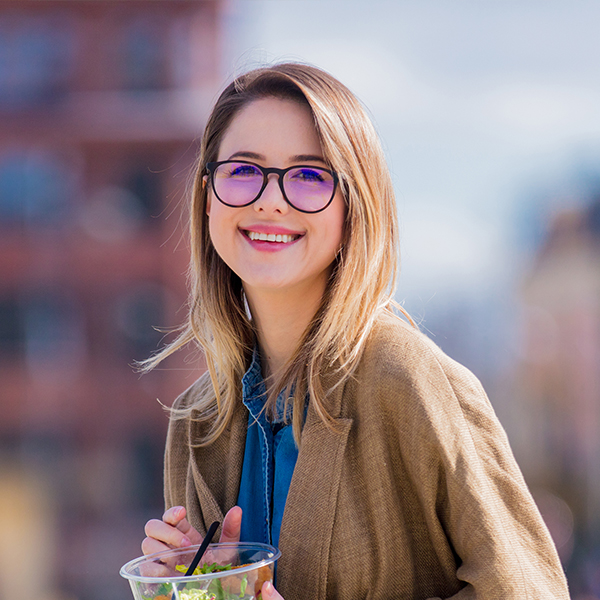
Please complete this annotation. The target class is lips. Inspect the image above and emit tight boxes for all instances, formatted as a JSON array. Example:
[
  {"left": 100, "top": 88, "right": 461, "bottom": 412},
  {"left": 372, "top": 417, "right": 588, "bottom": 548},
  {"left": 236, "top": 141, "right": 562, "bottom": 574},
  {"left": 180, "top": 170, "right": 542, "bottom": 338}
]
[
  {"left": 241, "top": 225, "right": 304, "bottom": 245},
  {"left": 245, "top": 231, "right": 300, "bottom": 243}
]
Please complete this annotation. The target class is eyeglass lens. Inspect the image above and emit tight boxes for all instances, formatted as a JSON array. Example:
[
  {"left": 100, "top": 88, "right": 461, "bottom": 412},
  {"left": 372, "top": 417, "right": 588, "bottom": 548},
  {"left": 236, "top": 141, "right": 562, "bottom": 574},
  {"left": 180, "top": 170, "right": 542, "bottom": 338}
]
[{"left": 212, "top": 162, "right": 335, "bottom": 212}]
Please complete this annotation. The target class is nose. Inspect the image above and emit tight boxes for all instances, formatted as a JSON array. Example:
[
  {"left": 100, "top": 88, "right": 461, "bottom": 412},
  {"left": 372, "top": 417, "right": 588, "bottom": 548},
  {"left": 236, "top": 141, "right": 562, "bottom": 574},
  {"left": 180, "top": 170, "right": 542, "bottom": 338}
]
[{"left": 253, "top": 173, "right": 289, "bottom": 214}]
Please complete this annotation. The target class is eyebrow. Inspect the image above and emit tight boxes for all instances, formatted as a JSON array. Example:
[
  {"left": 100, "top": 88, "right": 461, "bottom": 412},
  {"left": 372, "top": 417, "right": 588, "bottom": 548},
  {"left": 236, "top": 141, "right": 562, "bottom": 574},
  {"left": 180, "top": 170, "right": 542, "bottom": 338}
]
[{"left": 228, "top": 151, "right": 327, "bottom": 164}]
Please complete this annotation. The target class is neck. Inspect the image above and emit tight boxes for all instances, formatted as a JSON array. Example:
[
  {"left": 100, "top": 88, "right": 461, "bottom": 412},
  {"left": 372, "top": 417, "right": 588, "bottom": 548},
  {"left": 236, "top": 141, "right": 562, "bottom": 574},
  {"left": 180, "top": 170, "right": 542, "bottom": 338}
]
[{"left": 244, "top": 283, "right": 326, "bottom": 380}]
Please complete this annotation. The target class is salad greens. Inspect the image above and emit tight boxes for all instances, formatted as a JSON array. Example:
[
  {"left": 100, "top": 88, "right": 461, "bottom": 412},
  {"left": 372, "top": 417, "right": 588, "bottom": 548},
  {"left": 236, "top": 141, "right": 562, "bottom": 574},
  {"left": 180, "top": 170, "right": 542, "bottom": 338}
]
[
  {"left": 175, "top": 562, "right": 233, "bottom": 576},
  {"left": 142, "top": 563, "right": 272, "bottom": 600},
  {"left": 141, "top": 563, "right": 250, "bottom": 600}
]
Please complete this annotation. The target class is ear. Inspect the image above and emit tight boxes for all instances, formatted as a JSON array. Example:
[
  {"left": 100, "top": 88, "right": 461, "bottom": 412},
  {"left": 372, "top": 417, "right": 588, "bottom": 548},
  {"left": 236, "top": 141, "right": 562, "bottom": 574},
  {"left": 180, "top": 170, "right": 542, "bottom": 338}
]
[{"left": 203, "top": 175, "right": 212, "bottom": 214}]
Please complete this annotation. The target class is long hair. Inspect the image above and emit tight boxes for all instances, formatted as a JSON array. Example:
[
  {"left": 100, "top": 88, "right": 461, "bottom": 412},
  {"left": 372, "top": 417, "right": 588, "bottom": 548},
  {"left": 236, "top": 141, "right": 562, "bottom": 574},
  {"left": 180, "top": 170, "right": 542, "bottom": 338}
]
[{"left": 142, "top": 63, "right": 404, "bottom": 445}]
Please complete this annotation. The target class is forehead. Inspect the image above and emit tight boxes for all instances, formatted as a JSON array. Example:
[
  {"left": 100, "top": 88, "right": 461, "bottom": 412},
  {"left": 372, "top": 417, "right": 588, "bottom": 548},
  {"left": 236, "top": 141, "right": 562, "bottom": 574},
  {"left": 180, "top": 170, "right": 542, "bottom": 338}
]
[{"left": 217, "top": 97, "right": 325, "bottom": 162}]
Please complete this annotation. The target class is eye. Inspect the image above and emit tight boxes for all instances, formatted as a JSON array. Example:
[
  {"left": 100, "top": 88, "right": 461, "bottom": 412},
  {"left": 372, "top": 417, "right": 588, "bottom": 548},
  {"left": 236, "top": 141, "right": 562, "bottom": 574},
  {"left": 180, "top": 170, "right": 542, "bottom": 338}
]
[
  {"left": 224, "top": 163, "right": 262, "bottom": 178},
  {"left": 290, "top": 167, "right": 326, "bottom": 182}
]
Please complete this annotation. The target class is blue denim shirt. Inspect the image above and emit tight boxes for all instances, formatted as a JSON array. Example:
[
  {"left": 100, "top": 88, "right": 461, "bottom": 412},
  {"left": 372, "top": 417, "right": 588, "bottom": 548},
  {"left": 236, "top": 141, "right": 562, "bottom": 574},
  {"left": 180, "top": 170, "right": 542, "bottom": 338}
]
[{"left": 237, "top": 349, "right": 299, "bottom": 549}]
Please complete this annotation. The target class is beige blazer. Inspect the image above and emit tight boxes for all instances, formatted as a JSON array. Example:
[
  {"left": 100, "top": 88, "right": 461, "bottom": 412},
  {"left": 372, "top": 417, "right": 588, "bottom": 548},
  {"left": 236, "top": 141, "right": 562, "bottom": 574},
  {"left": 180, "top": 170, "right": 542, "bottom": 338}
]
[{"left": 164, "top": 312, "right": 570, "bottom": 600}]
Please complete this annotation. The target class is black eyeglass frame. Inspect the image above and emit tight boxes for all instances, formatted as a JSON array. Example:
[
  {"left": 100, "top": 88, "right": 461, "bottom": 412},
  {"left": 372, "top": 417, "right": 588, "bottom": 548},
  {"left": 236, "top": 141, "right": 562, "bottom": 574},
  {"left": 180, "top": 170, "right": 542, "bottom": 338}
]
[{"left": 206, "top": 160, "right": 340, "bottom": 214}]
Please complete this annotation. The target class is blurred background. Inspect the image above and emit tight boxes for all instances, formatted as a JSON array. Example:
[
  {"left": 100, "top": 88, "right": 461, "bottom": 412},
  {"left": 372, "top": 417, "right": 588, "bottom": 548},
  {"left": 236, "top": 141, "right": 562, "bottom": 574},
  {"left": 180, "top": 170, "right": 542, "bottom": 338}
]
[{"left": 1, "top": 1, "right": 599, "bottom": 598}]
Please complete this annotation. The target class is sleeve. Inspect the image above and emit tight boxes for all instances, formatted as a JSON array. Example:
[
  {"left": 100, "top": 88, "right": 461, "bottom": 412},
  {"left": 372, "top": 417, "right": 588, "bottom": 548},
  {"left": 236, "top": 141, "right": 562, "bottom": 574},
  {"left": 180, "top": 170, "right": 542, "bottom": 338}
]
[
  {"left": 411, "top": 346, "right": 570, "bottom": 599},
  {"left": 162, "top": 380, "right": 205, "bottom": 512},
  {"left": 163, "top": 408, "right": 189, "bottom": 511},
  {"left": 161, "top": 373, "right": 242, "bottom": 538}
]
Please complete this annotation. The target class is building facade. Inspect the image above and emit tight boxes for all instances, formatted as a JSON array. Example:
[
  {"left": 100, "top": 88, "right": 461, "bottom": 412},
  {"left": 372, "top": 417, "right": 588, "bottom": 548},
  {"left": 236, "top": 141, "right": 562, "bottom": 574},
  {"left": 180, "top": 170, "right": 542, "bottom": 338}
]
[{"left": 0, "top": 2, "right": 220, "bottom": 598}]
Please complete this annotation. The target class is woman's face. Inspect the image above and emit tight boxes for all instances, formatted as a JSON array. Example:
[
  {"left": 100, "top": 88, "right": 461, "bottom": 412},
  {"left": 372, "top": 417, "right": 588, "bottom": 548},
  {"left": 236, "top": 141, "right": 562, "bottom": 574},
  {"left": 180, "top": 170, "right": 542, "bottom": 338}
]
[{"left": 206, "top": 97, "right": 346, "bottom": 303}]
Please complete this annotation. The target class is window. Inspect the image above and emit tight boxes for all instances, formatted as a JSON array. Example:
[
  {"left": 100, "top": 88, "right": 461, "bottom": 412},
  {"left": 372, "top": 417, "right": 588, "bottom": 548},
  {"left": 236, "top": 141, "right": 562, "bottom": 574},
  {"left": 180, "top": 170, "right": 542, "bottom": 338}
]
[
  {"left": 0, "top": 150, "right": 74, "bottom": 230},
  {"left": 120, "top": 19, "right": 165, "bottom": 91},
  {"left": 0, "top": 14, "right": 76, "bottom": 109},
  {"left": 114, "top": 283, "right": 165, "bottom": 360},
  {"left": 0, "top": 296, "right": 23, "bottom": 357}
]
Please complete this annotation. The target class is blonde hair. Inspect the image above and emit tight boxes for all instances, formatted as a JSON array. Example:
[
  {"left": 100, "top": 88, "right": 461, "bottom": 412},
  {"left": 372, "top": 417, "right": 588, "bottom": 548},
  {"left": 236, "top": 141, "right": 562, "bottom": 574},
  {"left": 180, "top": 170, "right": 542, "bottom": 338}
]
[{"left": 144, "top": 63, "right": 406, "bottom": 445}]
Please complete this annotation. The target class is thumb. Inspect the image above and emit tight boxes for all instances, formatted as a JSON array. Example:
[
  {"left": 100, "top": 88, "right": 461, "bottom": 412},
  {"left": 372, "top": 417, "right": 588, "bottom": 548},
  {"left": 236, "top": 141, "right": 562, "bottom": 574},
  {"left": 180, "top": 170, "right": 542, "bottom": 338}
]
[
  {"left": 219, "top": 506, "right": 242, "bottom": 543},
  {"left": 261, "top": 581, "right": 284, "bottom": 600}
]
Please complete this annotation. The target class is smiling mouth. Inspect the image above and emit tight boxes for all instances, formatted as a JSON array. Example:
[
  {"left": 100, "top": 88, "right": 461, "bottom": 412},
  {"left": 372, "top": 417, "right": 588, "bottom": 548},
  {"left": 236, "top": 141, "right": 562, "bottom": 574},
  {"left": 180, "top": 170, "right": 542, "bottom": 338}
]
[{"left": 244, "top": 230, "right": 302, "bottom": 243}]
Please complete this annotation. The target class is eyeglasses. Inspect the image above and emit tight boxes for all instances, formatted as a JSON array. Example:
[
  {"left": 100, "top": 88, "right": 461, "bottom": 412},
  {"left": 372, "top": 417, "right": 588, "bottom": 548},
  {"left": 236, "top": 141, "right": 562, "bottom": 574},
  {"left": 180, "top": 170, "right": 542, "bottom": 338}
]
[{"left": 206, "top": 160, "right": 339, "bottom": 214}]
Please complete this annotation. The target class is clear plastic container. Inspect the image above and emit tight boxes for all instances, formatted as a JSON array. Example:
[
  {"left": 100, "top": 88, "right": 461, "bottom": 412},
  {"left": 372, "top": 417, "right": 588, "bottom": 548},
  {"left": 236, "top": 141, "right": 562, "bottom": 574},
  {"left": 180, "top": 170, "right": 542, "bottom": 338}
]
[{"left": 120, "top": 542, "right": 281, "bottom": 600}]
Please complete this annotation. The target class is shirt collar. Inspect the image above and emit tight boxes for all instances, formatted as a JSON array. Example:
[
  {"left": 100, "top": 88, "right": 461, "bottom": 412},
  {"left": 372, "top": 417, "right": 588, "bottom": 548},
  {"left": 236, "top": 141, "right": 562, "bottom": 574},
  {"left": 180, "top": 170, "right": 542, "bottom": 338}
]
[
  {"left": 241, "top": 346, "right": 265, "bottom": 402},
  {"left": 241, "top": 347, "right": 292, "bottom": 424}
]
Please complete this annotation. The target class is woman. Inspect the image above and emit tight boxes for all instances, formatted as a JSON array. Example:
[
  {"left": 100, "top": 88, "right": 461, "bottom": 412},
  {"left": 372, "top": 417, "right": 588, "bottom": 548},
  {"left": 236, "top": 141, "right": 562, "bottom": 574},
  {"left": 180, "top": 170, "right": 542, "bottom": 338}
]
[{"left": 141, "top": 63, "right": 569, "bottom": 599}]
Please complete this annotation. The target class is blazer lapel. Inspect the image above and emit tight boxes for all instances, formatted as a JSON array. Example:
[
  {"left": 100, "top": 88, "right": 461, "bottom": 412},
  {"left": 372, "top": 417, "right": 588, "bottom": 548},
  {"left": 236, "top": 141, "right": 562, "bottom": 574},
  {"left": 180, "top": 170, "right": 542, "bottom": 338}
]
[
  {"left": 188, "top": 458, "right": 225, "bottom": 537},
  {"left": 277, "top": 369, "right": 353, "bottom": 600},
  {"left": 187, "top": 400, "right": 248, "bottom": 537}
]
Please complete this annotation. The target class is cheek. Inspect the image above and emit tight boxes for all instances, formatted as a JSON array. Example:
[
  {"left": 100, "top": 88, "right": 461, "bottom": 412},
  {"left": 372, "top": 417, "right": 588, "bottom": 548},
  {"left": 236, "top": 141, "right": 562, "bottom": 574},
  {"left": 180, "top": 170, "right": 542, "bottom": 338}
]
[
  {"left": 309, "top": 204, "right": 346, "bottom": 271},
  {"left": 206, "top": 199, "right": 226, "bottom": 254},
  {"left": 206, "top": 201, "right": 241, "bottom": 272},
  {"left": 328, "top": 196, "right": 347, "bottom": 252}
]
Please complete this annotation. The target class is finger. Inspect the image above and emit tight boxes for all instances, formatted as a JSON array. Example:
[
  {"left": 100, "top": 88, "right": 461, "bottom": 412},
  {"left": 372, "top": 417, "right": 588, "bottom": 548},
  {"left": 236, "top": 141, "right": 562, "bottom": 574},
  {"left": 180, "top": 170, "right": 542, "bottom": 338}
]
[
  {"left": 138, "top": 558, "right": 172, "bottom": 578},
  {"left": 219, "top": 506, "right": 242, "bottom": 543},
  {"left": 162, "top": 505, "right": 187, "bottom": 527},
  {"left": 163, "top": 506, "right": 203, "bottom": 543},
  {"left": 141, "top": 535, "right": 172, "bottom": 557},
  {"left": 144, "top": 518, "right": 193, "bottom": 548},
  {"left": 262, "top": 581, "right": 284, "bottom": 600},
  {"left": 175, "top": 517, "right": 201, "bottom": 540}
]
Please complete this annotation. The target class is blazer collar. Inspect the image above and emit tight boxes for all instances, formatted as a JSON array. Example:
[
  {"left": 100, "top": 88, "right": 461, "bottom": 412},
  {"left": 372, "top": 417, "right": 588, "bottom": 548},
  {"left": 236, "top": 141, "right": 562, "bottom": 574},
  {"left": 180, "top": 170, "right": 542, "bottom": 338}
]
[
  {"left": 188, "top": 361, "right": 352, "bottom": 600},
  {"left": 277, "top": 366, "right": 352, "bottom": 600}
]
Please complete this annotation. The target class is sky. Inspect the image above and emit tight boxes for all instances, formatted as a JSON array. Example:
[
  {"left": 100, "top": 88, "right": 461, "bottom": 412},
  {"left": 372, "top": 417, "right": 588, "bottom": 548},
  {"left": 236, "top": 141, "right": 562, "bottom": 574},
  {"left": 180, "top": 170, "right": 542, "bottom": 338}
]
[{"left": 221, "top": 0, "right": 600, "bottom": 311}]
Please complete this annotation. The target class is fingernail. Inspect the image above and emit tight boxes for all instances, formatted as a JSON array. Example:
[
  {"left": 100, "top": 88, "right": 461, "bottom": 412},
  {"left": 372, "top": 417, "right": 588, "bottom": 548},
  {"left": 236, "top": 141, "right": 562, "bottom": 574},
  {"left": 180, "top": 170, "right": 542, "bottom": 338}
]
[
  {"left": 263, "top": 581, "right": 273, "bottom": 596},
  {"left": 181, "top": 537, "right": 191, "bottom": 547}
]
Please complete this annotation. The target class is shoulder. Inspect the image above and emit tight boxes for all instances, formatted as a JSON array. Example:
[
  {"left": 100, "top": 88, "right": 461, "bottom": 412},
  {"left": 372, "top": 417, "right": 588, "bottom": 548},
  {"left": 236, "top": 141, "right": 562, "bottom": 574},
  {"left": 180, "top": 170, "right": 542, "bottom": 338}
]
[
  {"left": 166, "top": 370, "right": 215, "bottom": 442},
  {"left": 359, "top": 309, "right": 484, "bottom": 396},
  {"left": 341, "top": 311, "right": 520, "bottom": 494},
  {"left": 349, "top": 310, "right": 499, "bottom": 439},
  {"left": 171, "top": 370, "right": 214, "bottom": 412}
]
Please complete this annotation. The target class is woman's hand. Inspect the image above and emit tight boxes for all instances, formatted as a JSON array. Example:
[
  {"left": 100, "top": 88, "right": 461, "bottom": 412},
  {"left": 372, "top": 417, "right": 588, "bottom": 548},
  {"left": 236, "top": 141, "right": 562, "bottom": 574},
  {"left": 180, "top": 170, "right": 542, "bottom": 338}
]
[
  {"left": 261, "top": 581, "right": 284, "bottom": 600},
  {"left": 141, "top": 505, "right": 242, "bottom": 556}
]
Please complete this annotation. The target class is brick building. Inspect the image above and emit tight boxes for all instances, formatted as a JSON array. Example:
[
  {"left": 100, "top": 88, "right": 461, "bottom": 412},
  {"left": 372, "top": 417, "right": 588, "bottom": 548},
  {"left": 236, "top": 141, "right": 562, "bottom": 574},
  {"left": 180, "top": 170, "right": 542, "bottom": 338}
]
[{"left": 0, "top": 2, "right": 221, "bottom": 598}]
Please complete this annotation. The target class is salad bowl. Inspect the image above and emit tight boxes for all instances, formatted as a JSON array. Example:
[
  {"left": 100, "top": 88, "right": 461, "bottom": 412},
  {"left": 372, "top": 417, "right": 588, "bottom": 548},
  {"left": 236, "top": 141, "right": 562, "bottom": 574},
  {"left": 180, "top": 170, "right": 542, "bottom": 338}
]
[{"left": 120, "top": 542, "right": 281, "bottom": 600}]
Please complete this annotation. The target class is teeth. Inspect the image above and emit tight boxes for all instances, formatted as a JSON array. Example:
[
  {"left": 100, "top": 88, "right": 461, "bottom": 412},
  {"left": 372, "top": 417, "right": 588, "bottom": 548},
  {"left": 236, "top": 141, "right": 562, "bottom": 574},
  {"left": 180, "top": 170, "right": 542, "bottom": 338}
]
[{"left": 247, "top": 231, "right": 298, "bottom": 243}]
